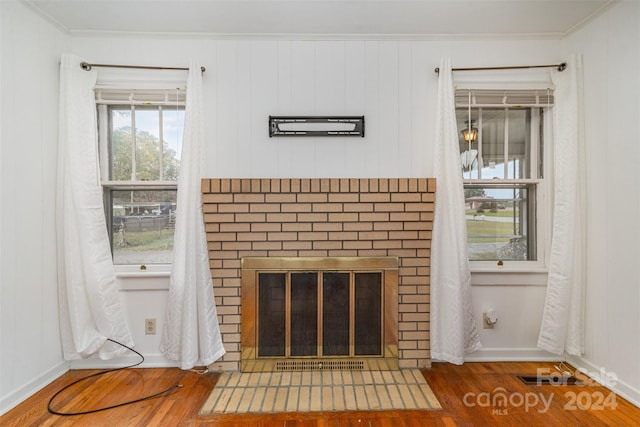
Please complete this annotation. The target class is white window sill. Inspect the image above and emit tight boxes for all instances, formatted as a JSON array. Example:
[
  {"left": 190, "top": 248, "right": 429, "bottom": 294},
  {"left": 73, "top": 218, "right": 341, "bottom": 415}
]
[
  {"left": 115, "top": 264, "right": 171, "bottom": 291},
  {"left": 470, "top": 263, "right": 548, "bottom": 286}
]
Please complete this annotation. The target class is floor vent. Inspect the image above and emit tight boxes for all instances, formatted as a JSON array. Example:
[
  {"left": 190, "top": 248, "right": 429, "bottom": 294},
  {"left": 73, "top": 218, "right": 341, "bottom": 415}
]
[
  {"left": 518, "top": 375, "right": 583, "bottom": 385},
  {"left": 276, "top": 360, "right": 365, "bottom": 371}
]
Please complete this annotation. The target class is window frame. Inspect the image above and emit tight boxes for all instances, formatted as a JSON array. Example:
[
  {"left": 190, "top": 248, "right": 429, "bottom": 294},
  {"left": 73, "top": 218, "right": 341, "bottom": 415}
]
[
  {"left": 457, "top": 103, "right": 550, "bottom": 272},
  {"left": 97, "top": 92, "right": 185, "bottom": 271},
  {"left": 102, "top": 182, "right": 179, "bottom": 268},
  {"left": 465, "top": 179, "right": 547, "bottom": 272}
]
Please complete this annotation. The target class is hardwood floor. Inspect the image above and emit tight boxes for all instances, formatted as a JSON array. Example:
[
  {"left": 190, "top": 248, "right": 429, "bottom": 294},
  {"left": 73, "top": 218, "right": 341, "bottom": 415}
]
[{"left": 2, "top": 362, "right": 638, "bottom": 426}]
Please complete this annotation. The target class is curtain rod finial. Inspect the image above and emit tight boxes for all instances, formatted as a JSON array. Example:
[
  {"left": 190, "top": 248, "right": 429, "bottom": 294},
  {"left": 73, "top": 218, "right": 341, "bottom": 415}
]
[
  {"left": 80, "top": 62, "right": 91, "bottom": 71},
  {"left": 558, "top": 62, "right": 567, "bottom": 72}
]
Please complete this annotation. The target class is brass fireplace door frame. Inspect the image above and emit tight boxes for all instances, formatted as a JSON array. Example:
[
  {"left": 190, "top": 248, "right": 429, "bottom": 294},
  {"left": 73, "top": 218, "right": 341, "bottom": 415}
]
[{"left": 240, "top": 257, "right": 399, "bottom": 372}]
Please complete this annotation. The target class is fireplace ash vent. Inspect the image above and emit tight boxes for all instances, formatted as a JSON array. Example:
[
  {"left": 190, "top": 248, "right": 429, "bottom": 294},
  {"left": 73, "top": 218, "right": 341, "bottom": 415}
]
[{"left": 276, "top": 360, "right": 365, "bottom": 371}]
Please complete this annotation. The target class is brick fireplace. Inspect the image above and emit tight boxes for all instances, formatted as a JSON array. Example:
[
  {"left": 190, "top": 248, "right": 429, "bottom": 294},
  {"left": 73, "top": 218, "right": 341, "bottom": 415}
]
[{"left": 202, "top": 178, "right": 435, "bottom": 371}]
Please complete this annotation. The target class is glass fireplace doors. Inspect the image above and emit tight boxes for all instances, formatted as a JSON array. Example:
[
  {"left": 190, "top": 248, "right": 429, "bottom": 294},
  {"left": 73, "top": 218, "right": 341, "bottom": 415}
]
[
  {"left": 257, "top": 271, "right": 383, "bottom": 359},
  {"left": 241, "top": 257, "right": 398, "bottom": 372}
]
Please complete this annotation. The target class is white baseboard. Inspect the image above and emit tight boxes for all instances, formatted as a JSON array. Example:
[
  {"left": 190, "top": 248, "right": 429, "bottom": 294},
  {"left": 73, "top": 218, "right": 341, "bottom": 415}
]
[
  {"left": 461, "top": 347, "right": 561, "bottom": 362},
  {"left": 69, "top": 353, "right": 180, "bottom": 369},
  {"left": 566, "top": 355, "right": 640, "bottom": 409},
  {"left": 0, "top": 362, "right": 69, "bottom": 416}
]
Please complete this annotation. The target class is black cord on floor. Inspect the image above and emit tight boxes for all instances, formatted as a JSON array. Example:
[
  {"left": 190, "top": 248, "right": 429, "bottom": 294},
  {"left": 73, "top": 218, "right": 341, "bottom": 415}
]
[{"left": 47, "top": 338, "right": 182, "bottom": 416}]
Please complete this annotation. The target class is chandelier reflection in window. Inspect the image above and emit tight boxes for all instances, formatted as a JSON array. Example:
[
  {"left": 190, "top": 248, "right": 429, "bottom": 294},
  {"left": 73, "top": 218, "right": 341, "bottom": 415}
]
[
  {"left": 461, "top": 119, "right": 478, "bottom": 144},
  {"left": 460, "top": 119, "right": 478, "bottom": 177}
]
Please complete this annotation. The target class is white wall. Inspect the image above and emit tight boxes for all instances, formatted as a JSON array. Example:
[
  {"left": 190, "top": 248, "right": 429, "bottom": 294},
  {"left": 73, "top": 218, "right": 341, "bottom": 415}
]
[
  {"left": 0, "top": 0, "right": 69, "bottom": 414},
  {"left": 563, "top": 0, "right": 640, "bottom": 406},
  {"left": 68, "top": 35, "right": 562, "bottom": 367}
]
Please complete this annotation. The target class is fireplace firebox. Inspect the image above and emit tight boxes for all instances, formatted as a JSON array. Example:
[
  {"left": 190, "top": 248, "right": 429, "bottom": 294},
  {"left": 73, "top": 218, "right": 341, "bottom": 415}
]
[{"left": 241, "top": 257, "right": 398, "bottom": 372}]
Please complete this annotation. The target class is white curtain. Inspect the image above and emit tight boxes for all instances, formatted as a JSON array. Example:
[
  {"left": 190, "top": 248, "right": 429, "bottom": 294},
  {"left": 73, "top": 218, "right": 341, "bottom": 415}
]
[
  {"left": 56, "top": 53, "right": 133, "bottom": 359},
  {"left": 538, "top": 54, "right": 586, "bottom": 356},
  {"left": 431, "top": 58, "right": 481, "bottom": 364},
  {"left": 160, "top": 61, "right": 226, "bottom": 370}
]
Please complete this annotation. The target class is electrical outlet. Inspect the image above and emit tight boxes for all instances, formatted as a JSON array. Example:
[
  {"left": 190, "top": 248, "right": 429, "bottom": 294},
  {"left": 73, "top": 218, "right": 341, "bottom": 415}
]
[
  {"left": 482, "top": 312, "right": 494, "bottom": 329},
  {"left": 483, "top": 311, "right": 497, "bottom": 329},
  {"left": 145, "top": 318, "right": 157, "bottom": 335}
]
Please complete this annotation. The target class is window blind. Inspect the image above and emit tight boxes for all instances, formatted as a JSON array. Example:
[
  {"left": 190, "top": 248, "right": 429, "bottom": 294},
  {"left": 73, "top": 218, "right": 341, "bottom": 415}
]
[
  {"left": 94, "top": 88, "right": 186, "bottom": 106},
  {"left": 455, "top": 89, "right": 554, "bottom": 108}
]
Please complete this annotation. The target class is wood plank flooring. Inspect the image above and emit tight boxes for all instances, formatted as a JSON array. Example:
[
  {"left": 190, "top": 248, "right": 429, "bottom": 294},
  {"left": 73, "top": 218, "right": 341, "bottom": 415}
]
[{"left": 2, "top": 362, "right": 639, "bottom": 426}]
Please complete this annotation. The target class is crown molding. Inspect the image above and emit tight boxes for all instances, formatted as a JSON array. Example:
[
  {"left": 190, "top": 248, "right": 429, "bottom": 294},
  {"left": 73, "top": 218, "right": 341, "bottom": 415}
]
[
  {"left": 20, "top": 0, "right": 70, "bottom": 33},
  {"left": 563, "top": 0, "right": 618, "bottom": 37},
  {"left": 67, "top": 29, "right": 565, "bottom": 42}
]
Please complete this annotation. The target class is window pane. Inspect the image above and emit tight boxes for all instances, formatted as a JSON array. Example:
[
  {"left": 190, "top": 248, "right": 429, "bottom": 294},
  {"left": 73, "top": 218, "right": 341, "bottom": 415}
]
[
  {"left": 507, "top": 109, "right": 530, "bottom": 179},
  {"left": 110, "top": 189, "right": 177, "bottom": 264},
  {"left": 465, "top": 185, "right": 534, "bottom": 261},
  {"left": 457, "top": 109, "right": 480, "bottom": 179},
  {"left": 134, "top": 109, "right": 162, "bottom": 181},
  {"left": 538, "top": 110, "right": 545, "bottom": 179},
  {"left": 480, "top": 109, "right": 506, "bottom": 179},
  {"left": 110, "top": 109, "right": 133, "bottom": 181},
  {"left": 163, "top": 109, "right": 184, "bottom": 181}
]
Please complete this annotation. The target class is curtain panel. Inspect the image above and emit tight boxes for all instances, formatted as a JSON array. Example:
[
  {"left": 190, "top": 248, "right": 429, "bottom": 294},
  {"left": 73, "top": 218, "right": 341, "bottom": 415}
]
[
  {"left": 431, "top": 58, "right": 482, "bottom": 364},
  {"left": 160, "top": 61, "right": 226, "bottom": 370},
  {"left": 538, "top": 54, "right": 586, "bottom": 356},
  {"left": 56, "top": 53, "right": 133, "bottom": 359}
]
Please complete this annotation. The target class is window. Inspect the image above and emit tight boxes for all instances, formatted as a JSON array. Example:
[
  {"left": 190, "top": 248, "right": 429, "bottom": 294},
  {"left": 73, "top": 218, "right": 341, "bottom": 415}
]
[
  {"left": 457, "top": 89, "right": 552, "bottom": 264},
  {"left": 97, "top": 89, "right": 185, "bottom": 265}
]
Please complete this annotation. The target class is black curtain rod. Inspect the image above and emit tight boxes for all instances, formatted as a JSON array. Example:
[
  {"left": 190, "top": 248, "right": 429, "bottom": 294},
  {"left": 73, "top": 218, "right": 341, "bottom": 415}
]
[
  {"left": 80, "top": 62, "right": 205, "bottom": 73},
  {"left": 434, "top": 63, "right": 566, "bottom": 74}
]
